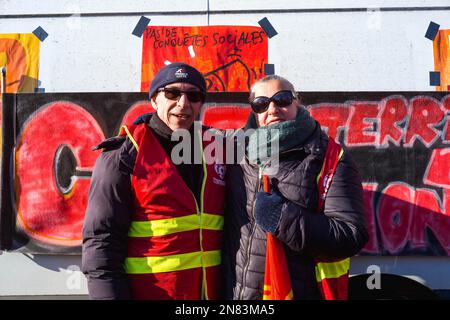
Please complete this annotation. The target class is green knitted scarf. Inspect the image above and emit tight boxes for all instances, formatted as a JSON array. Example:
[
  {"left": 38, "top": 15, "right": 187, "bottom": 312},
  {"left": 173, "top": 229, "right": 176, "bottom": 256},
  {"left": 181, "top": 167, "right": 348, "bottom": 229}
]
[{"left": 247, "top": 107, "right": 317, "bottom": 166}]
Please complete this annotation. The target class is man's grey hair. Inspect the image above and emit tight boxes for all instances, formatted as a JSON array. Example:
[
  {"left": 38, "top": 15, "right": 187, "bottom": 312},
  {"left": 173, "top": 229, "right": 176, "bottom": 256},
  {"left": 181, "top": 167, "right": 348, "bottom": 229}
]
[{"left": 249, "top": 75, "right": 299, "bottom": 101}]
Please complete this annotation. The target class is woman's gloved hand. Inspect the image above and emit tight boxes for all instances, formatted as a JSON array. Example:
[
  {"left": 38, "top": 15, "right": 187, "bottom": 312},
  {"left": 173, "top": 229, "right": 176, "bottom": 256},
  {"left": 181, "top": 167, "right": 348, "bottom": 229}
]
[{"left": 255, "top": 190, "right": 286, "bottom": 233}]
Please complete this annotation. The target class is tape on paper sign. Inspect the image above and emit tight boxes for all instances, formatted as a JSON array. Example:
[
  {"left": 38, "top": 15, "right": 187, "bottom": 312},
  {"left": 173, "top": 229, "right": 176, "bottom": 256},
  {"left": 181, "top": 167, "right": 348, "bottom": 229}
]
[
  {"left": 32, "top": 26, "right": 49, "bottom": 42},
  {"left": 132, "top": 16, "right": 151, "bottom": 37},
  {"left": 425, "top": 21, "right": 440, "bottom": 41},
  {"left": 264, "top": 64, "right": 275, "bottom": 75},
  {"left": 258, "top": 17, "right": 278, "bottom": 38},
  {"left": 429, "top": 71, "right": 440, "bottom": 86}
]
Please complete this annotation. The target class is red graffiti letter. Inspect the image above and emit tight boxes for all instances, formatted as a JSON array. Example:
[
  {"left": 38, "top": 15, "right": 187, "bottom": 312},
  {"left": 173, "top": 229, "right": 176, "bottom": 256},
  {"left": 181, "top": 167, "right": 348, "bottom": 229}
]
[
  {"left": 120, "top": 101, "right": 154, "bottom": 131},
  {"left": 442, "top": 95, "right": 450, "bottom": 143},
  {"left": 202, "top": 104, "right": 251, "bottom": 130},
  {"left": 404, "top": 96, "right": 444, "bottom": 147},
  {"left": 423, "top": 148, "right": 450, "bottom": 189},
  {"left": 308, "top": 103, "right": 350, "bottom": 141},
  {"left": 16, "top": 102, "right": 105, "bottom": 247},
  {"left": 377, "top": 183, "right": 413, "bottom": 254},
  {"left": 378, "top": 96, "right": 408, "bottom": 147},
  {"left": 411, "top": 188, "right": 450, "bottom": 254},
  {"left": 346, "top": 102, "right": 379, "bottom": 147},
  {"left": 361, "top": 183, "right": 380, "bottom": 254}
]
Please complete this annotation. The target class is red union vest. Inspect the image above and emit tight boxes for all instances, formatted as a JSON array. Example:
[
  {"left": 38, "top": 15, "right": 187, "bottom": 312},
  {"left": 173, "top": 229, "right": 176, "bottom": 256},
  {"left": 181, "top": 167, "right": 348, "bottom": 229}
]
[
  {"left": 120, "top": 123, "right": 225, "bottom": 300},
  {"left": 263, "top": 137, "right": 349, "bottom": 300},
  {"left": 315, "top": 138, "right": 349, "bottom": 300}
]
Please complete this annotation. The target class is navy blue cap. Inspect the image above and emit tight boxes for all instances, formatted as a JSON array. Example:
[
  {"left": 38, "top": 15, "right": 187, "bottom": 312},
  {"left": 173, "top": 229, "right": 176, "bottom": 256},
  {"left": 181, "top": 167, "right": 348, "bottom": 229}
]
[{"left": 149, "top": 62, "right": 206, "bottom": 98}]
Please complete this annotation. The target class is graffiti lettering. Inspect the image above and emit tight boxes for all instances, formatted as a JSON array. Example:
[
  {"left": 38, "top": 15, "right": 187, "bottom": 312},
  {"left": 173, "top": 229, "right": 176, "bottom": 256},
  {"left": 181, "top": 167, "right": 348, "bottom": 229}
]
[
  {"left": 404, "top": 97, "right": 445, "bottom": 147},
  {"left": 165, "top": 27, "right": 177, "bottom": 38},
  {"left": 152, "top": 33, "right": 208, "bottom": 49},
  {"left": 4, "top": 92, "right": 450, "bottom": 256},
  {"left": 377, "top": 183, "right": 414, "bottom": 254},
  {"left": 362, "top": 183, "right": 379, "bottom": 254},
  {"left": 141, "top": 26, "right": 268, "bottom": 92},
  {"left": 144, "top": 28, "right": 161, "bottom": 40},
  {"left": 212, "top": 31, "right": 265, "bottom": 47},
  {"left": 440, "top": 95, "right": 450, "bottom": 142},
  {"left": 379, "top": 96, "right": 408, "bottom": 147},
  {"left": 120, "top": 101, "right": 154, "bottom": 130},
  {"left": 308, "top": 94, "right": 450, "bottom": 148},
  {"left": 15, "top": 102, "right": 104, "bottom": 247},
  {"left": 423, "top": 148, "right": 450, "bottom": 188},
  {"left": 308, "top": 104, "right": 349, "bottom": 141},
  {"left": 346, "top": 102, "right": 379, "bottom": 146},
  {"left": 368, "top": 183, "right": 450, "bottom": 255}
]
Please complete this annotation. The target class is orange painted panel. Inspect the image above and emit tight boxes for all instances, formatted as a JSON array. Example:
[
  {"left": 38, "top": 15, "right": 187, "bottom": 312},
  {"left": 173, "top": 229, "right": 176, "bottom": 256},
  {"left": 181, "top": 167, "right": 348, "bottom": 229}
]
[
  {"left": 0, "top": 34, "right": 40, "bottom": 93},
  {"left": 141, "top": 26, "right": 268, "bottom": 92}
]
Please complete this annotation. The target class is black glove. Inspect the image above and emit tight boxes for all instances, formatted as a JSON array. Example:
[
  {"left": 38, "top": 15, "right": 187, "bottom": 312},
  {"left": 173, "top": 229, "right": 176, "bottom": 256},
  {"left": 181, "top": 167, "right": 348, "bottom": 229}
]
[{"left": 255, "top": 190, "right": 286, "bottom": 233}]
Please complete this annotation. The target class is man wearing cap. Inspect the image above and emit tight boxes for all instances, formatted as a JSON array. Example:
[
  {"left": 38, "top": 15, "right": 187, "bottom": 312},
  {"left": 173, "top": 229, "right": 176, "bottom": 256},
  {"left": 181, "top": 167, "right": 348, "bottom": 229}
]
[{"left": 82, "top": 62, "right": 226, "bottom": 300}]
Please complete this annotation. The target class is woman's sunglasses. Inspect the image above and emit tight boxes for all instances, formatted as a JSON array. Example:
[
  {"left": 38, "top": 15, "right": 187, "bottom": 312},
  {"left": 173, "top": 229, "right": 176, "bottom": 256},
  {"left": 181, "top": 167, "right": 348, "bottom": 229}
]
[
  {"left": 250, "top": 90, "right": 296, "bottom": 114},
  {"left": 158, "top": 87, "right": 205, "bottom": 103}
]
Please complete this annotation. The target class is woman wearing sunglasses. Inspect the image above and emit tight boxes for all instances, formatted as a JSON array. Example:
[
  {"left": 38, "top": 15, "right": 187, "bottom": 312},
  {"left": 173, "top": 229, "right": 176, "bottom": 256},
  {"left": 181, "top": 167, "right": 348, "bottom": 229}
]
[
  {"left": 83, "top": 62, "right": 226, "bottom": 300},
  {"left": 222, "top": 75, "right": 368, "bottom": 300}
]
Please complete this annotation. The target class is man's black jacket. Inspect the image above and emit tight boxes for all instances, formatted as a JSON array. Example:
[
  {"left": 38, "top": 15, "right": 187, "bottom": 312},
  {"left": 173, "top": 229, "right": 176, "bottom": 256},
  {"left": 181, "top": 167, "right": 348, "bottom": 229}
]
[{"left": 81, "top": 114, "right": 203, "bottom": 299}]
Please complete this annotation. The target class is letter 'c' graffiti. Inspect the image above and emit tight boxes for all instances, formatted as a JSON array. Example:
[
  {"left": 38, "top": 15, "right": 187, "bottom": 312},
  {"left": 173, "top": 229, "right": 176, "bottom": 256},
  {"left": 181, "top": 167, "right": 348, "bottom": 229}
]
[{"left": 15, "top": 102, "right": 104, "bottom": 247}]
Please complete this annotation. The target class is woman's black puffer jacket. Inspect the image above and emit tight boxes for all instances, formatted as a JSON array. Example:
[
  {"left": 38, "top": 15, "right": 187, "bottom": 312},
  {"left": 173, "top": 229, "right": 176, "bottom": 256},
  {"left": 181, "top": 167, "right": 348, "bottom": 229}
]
[{"left": 221, "top": 119, "right": 368, "bottom": 300}]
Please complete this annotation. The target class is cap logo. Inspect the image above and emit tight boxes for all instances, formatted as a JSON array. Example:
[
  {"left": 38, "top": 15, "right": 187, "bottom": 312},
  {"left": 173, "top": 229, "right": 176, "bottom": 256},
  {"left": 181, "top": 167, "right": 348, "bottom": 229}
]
[{"left": 175, "top": 68, "right": 189, "bottom": 79}]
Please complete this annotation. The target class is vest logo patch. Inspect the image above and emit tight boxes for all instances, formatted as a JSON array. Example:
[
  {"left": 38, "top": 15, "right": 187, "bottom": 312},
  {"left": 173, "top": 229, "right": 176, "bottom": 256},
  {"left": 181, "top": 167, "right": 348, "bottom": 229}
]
[
  {"left": 214, "top": 164, "right": 226, "bottom": 180},
  {"left": 213, "top": 164, "right": 226, "bottom": 186},
  {"left": 213, "top": 177, "right": 225, "bottom": 186}
]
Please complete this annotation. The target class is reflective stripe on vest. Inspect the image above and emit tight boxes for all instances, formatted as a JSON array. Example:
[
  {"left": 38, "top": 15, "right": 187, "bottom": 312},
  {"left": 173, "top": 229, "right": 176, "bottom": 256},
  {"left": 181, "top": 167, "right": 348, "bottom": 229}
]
[
  {"left": 315, "top": 258, "right": 350, "bottom": 282},
  {"left": 128, "top": 213, "right": 224, "bottom": 237},
  {"left": 121, "top": 125, "right": 140, "bottom": 151},
  {"left": 124, "top": 250, "right": 221, "bottom": 274}
]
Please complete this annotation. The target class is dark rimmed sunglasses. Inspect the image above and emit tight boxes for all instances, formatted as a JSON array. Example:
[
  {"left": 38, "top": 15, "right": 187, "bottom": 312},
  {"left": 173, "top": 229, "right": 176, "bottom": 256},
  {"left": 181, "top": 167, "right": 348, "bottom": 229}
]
[
  {"left": 158, "top": 87, "right": 205, "bottom": 103},
  {"left": 250, "top": 90, "right": 296, "bottom": 114}
]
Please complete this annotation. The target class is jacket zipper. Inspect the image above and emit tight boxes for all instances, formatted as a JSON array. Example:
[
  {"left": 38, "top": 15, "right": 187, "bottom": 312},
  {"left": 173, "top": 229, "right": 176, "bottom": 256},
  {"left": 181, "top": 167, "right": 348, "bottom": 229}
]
[
  {"left": 238, "top": 168, "right": 262, "bottom": 300},
  {"left": 237, "top": 147, "right": 307, "bottom": 299}
]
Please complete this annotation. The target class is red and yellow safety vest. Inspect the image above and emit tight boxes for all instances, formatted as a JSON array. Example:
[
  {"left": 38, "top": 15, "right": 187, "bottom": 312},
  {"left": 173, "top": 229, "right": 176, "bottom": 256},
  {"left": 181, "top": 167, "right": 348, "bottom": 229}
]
[
  {"left": 263, "top": 138, "right": 349, "bottom": 300},
  {"left": 120, "top": 123, "right": 225, "bottom": 300},
  {"left": 314, "top": 138, "right": 349, "bottom": 300}
]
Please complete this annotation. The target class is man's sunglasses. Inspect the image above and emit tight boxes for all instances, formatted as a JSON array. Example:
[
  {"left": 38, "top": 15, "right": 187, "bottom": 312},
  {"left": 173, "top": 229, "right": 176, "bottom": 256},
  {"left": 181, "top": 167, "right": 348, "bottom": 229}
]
[
  {"left": 158, "top": 87, "right": 205, "bottom": 103},
  {"left": 249, "top": 90, "right": 296, "bottom": 114}
]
